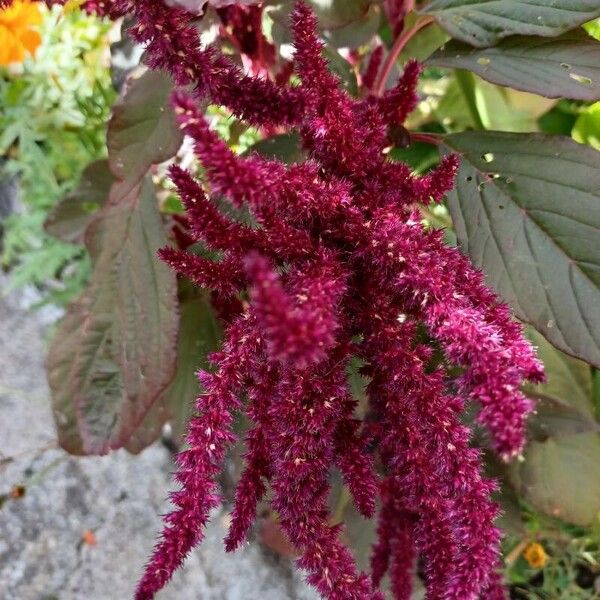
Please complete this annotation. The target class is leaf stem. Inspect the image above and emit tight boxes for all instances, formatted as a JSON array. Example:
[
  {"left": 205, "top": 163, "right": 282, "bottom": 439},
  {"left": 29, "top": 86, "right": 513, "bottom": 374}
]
[
  {"left": 374, "top": 15, "right": 434, "bottom": 97},
  {"left": 410, "top": 132, "right": 442, "bottom": 145}
]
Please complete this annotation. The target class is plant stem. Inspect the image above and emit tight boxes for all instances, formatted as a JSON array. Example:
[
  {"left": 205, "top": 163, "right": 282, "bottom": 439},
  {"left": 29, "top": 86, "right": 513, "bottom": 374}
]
[
  {"left": 410, "top": 132, "right": 442, "bottom": 145},
  {"left": 374, "top": 15, "right": 434, "bottom": 97}
]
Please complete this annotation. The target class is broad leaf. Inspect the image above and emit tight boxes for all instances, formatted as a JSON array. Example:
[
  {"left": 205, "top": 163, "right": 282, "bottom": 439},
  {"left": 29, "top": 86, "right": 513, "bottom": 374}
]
[
  {"left": 44, "top": 160, "right": 114, "bottom": 244},
  {"left": 209, "top": 0, "right": 260, "bottom": 4},
  {"left": 527, "top": 327, "right": 594, "bottom": 416},
  {"left": 107, "top": 70, "right": 183, "bottom": 186},
  {"left": 434, "top": 79, "right": 479, "bottom": 130},
  {"left": 166, "top": 294, "right": 221, "bottom": 442},
  {"left": 324, "top": 4, "right": 381, "bottom": 49},
  {"left": 124, "top": 292, "right": 221, "bottom": 453},
  {"left": 172, "top": 0, "right": 260, "bottom": 8},
  {"left": 485, "top": 454, "right": 525, "bottom": 535},
  {"left": 443, "top": 131, "right": 600, "bottom": 367},
  {"left": 389, "top": 142, "right": 440, "bottom": 174},
  {"left": 585, "top": 17, "right": 600, "bottom": 41},
  {"left": 398, "top": 19, "right": 450, "bottom": 63},
  {"left": 323, "top": 47, "right": 359, "bottom": 95},
  {"left": 528, "top": 397, "right": 600, "bottom": 440},
  {"left": 509, "top": 433, "right": 600, "bottom": 526},
  {"left": 342, "top": 501, "right": 377, "bottom": 571},
  {"left": 428, "top": 31, "right": 600, "bottom": 101},
  {"left": 464, "top": 73, "right": 551, "bottom": 132},
  {"left": 420, "top": 0, "right": 600, "bottom": 47},
  {"left": 572, "top": 101, "right": 600, "bottom": 150},
  {"left": 47, "top": 178, "right": 179, "bottom": 455},
  {"left": 271, "top": 0, "right": 377, "bottom": 30},
  {"left": 433, "top": 74, "right": 550, "bottom": 133},
  {"left": 246, "top": 132, "right": 306, "bottom": 164},
  {"left": 505, "top": 332, "right": 600, "bottom": 525},
  {"left": 267, "top": 0, "right": 378, "bottom": 46}
]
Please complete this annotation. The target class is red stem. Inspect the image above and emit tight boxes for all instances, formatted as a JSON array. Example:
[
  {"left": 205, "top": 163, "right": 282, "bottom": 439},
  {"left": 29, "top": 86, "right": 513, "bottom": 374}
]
[
  {"left": 374, "top": 15, "right": 434, "bottom": 97},
  {"left": 410, "top": 132, "right": 442, "bottom": 146}
]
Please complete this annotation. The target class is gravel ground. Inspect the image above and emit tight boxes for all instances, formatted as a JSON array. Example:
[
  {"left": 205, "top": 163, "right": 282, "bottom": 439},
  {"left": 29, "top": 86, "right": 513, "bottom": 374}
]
[{"left": 0, "top": 279, "right": 318, "bottom": 600}]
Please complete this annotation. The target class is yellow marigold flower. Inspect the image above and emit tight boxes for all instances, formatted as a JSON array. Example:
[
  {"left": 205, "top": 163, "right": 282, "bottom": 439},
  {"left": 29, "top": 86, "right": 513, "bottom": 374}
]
[
  {"left": 523, "top": 542, "right": 548, "bottom": 569},
  {"left": 0, "top": 0, "right": 42, "bottom": 66}
]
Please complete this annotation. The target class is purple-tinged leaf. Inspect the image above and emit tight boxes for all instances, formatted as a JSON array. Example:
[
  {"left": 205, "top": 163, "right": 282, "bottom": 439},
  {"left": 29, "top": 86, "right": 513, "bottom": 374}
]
[
  {"left": 47, "top": 178, "right": 179, "bottom": 455},
  {"left": 509, "top": 433, "right": 600, "bottom": 526},
  {"left": 527, "top": 397, "right": 600, "bottom": 441},
  {"left": 526, "top": 327, "right": 594, "bottom": 416},
  {"left": 165, "top": 0, "right": 260, "bottom": 11},
  {"left": 268, "top": 0, "right": 379, "bottom": 46},
  {"left": 44, "top": 160, "right": 114, "bottom": 244},
  {"left": 208, "top": 0, "right": 260, "bottom": 5},
  {"left": 125, "top": 292, "right": 222, "bottom": 453},
  {"left": 107, "top": 70, "right": 183, "bottom": 186},
  {"left": 443, "top": 131, "right": 600, "bottom": 367},
  {"left": 525, "top": 326, "right": 597, "bottom": 439},
  {"left": 420, "top": 0, "right": 600, "bottom": 47},
  {"left": 428, "top": 31, "right": 600, "bottom": 101}
]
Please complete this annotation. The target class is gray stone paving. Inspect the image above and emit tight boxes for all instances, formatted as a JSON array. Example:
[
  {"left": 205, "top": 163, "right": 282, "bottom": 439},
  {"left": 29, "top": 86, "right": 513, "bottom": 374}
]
[{"left": 0, "top": 279, "right": 317, "bottom": 600}]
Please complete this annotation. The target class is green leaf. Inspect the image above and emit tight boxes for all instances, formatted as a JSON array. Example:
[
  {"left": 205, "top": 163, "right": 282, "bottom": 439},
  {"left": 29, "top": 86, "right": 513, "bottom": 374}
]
[
  {"left": 341, "top": 500, "right": 377, "bottom": 571},
  {"left": 572, "top": 100, "right": 600, "bottom": 150},
  {"left": 527, "top": 327, "right": 594, "bottom": 416},
  {"left": 509, "top": 433, "right": 600, "bottom": 526},
  {"left": 268, "top": 0, "right": 377, "bottom": 32},
  {"left": 107, "top": 70, "right": 182, "bottom": 186},
  {"left": 428, "top": 31, "right": 600, "bottom": 101},
  {"left": 267, "top": 0, "right": 379, "bottom": 47},
  {"left": 507, "top": 317, "right": 600, "bottom": 528},
  {"left": 528, "top": 397, "right": 600, "bottom": 440},
  {"left": 129, "top": 292, "right": 222, "bottom": 452},
  {"left": 347, "top": 356, "right": 368, "bottom": 407},
  {"left": 485, "top": 453, "right": 526, "bottom": 535},
  {"left": 44, "top": 160, "right": 114, "bottom": 244},
  {"left": 47, "top": 178, "right": 179, "bottom": 455},
  {"left": 454, "top": 69, "right": 487, "bottom": 129},
  {"left": 472, "top": 81, "right": 553, "bottom": 132},
  {"left": 420, "top": 0, "right": 600, "bottom": 47},
  {"left": 389, "top": 142, "right": 440, "bottom": 173},
  {"left": 538, "top": 100, "right": 579, "bottom": 136},
  {"left": 167, "top": 294, "right": 221, "bottom": 442},
  {"left": 442, "top": 71, "right": 552, "bottom": 133},
  {"left": 324, "top": 4, "right": 381, "bottom": 49},
  {"left": 245, "top": 132, "right": 307, "bottom": 164},
  {"left": 443, "top": 131, "right": 600, "bottom": 367},
  {"left": 323, "top": 47, "right": 359, "bottom": 95},
  {"left": 525, "top": 327, "right": 598, "bottom": 440},
  {"left": 595, "top": 368, "right": 600, "bottom": 419},
  {"left": 398, "top": 20, "right": 450, "bottom": 63},
  {"left": 309, "top": 0, "right": 376, "bottom": 29},
  {"left": 584, "top": 17, "right": 600, "bottom": 40},
  {"left": 434, "top": 79, "right": 479, "bottom": 130}
]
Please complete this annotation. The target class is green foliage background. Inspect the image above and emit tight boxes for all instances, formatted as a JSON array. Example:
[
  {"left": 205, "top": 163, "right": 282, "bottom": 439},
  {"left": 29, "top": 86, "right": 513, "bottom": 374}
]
[{"left": 0, "top": 5, "right": 113, "bottom": 305}]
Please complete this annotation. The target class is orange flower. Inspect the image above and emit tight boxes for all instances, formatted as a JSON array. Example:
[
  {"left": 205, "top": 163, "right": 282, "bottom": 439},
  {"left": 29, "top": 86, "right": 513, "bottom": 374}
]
[
  {"left": 0, "top": 0, "right": 42, "bottom": 66},
  {"left": 523, "top": 542, "right": 549, "bottom": 569}
]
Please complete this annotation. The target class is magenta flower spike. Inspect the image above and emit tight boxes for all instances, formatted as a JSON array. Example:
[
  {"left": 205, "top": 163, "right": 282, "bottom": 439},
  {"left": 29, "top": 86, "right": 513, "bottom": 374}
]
[
  {"left": 131, "top": 2, "right": 543, "bottom": 598},
  {"left": 0, "top": 0, "right": 544, "bottom": 597}
]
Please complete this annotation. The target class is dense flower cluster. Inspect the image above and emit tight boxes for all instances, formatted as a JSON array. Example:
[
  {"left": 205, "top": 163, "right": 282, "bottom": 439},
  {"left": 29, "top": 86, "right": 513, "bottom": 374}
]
[
  {"left": 138, "top": 2, "right": 544, "bottom": 599},
  {"left": 2, "top": 0, "right": 545, "bottom": 598}
]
